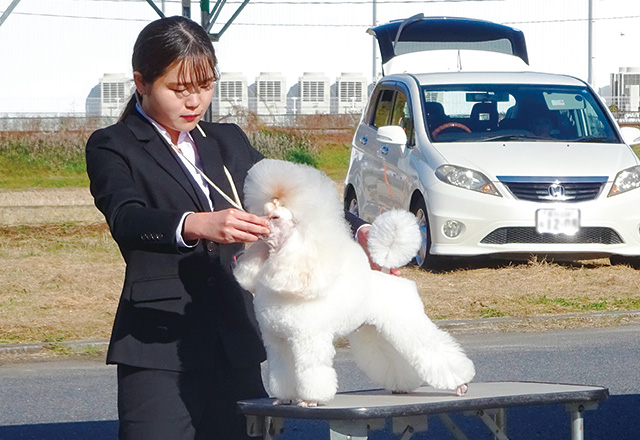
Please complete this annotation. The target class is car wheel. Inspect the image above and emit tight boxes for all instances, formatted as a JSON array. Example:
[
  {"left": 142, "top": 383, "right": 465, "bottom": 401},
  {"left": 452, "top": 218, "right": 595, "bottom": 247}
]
[
  {"left": 610, "top": 255, "right": 640, "bottom": 269},
  {"left": 344, "top": 187, "right": 359, "bottom": 217},
  {"left": 410, "top": 198, "right": 439, "bottom": 269}
]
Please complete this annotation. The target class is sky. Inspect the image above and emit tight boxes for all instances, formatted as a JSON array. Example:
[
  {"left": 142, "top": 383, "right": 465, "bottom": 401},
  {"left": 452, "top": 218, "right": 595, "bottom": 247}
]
[{"left": 1, "top": 0, "right": 639, "bottom": 114}]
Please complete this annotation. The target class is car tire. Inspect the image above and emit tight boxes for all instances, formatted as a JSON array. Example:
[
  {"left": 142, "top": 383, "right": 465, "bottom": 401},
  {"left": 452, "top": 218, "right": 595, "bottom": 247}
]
[
  {"left": 610, "top": 255, "right": 640, "bottom": 269},
  {"left": 410, "top": 197, "right": 441, "bottom": 270},
  {"left": 344, "top": 187, "right": 359, "bottom": 217}
]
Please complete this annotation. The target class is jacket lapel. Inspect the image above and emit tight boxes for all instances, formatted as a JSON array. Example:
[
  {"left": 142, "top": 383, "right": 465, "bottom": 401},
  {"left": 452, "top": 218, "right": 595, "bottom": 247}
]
[
  {"left": 191, "top": 126, "right": 237, "bottom": 211},
  {"left": 125, "top": 111, "right": 209, "bottom": 211}
]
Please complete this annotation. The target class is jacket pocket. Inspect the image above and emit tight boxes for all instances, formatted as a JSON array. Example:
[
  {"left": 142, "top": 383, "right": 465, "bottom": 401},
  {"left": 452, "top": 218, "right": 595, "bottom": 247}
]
[{"left": 130, "top": 276, "right": 184, "bottom": 304}]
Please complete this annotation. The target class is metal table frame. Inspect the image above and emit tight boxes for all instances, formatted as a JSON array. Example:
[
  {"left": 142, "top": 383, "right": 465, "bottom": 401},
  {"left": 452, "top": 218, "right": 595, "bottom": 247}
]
[{"left": 238, "top": 382, "right": 608, "bottom": 440}]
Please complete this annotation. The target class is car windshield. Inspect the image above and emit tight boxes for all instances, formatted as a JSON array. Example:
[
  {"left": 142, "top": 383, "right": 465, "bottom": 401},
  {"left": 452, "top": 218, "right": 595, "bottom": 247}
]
[{"left": 421, "top": 84, "right": 620, "bottom": 144}]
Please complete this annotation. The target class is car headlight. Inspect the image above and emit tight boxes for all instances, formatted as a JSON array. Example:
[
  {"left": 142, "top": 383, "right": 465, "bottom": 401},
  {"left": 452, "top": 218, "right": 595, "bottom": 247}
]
[
  {"left": 609, "top": 165, "right": 640, "bottom": 197},
  {"left": 435, "top": 165, "right": 502, "bottom": 196}
]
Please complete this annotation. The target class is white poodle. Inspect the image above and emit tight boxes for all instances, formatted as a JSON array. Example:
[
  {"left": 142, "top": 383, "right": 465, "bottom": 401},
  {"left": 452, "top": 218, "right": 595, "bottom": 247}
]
[{"left": 234, "top": 159, "right": 475, "bottom": 407}]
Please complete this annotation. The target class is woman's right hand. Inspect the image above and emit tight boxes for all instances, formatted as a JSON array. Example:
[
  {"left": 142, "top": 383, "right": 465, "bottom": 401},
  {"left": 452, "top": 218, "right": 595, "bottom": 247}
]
[{"left": 183, "top": 209, "right": 270, "bottom": 244}]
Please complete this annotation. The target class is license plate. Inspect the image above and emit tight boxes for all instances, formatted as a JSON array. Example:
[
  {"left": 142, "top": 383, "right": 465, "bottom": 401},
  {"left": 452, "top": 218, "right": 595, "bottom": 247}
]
[{"left": 536, "top": 209, "right": 580, "bottom": 235}]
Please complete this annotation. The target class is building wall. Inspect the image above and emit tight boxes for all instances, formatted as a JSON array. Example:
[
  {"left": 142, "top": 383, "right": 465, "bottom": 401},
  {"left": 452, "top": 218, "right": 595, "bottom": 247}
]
[{"left": 610, "top": 67, "right": 640, "bottom": 111}]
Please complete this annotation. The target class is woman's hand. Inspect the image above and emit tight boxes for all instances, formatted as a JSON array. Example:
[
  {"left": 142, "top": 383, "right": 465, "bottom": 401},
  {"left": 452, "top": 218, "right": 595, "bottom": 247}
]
[
  {"left": 183, "top": 209, "right": 270, "bottom": 244},
  {"left": 356, "top": 226, "right": 401, "bottom": 276}
]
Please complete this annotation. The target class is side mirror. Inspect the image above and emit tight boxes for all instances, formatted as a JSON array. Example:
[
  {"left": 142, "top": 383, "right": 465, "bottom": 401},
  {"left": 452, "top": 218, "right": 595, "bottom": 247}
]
[
  {"left": 376, "top": 125, "right": 408, "bottom": 153},
  {"left": 620, "top": 126, "right": 640, "bottom": 146}
]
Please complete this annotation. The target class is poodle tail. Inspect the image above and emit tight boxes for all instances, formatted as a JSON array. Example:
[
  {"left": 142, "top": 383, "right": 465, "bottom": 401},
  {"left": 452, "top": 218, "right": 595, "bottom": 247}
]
[{"left": 368, "top": 210, "right": 421, "bottom": 269}]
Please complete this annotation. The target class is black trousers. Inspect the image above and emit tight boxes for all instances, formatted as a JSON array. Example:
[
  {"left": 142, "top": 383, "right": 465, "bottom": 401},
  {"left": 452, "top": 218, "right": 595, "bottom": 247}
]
[{"left": 117, "top": 359, "right": 267, "bottom": 440}]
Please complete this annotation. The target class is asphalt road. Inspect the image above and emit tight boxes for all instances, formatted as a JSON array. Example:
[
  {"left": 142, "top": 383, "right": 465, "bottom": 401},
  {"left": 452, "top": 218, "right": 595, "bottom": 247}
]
[{"left": 1, "top": 324, "right": 639, "bottom": 439}]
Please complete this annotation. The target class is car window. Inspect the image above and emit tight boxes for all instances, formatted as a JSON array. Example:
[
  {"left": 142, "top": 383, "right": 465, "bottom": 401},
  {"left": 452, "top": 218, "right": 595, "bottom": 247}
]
[
  {"left": 421, "top": 84, "right": 620, "bottom": 144},
  {"left": 391, "top": 91, "right": 415, "bottom": 145},
  {"left": 373, "top": 89, "right": 395, "bottom": 127}
]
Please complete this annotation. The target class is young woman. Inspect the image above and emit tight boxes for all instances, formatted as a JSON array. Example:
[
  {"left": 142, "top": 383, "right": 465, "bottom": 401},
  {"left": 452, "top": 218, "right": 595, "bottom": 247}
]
[{"left": 86, "top": 16, "right": 271, "bottom": 440}]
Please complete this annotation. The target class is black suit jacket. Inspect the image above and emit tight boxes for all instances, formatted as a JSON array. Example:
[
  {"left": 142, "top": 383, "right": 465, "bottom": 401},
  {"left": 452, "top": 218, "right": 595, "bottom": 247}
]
[{"left": 86, "top": 109, "right": 266, "bottom": 372}]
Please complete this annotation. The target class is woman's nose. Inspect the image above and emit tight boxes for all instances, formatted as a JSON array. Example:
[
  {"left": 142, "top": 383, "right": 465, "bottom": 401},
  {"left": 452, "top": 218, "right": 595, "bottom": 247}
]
[{"left": 185, "top": 93, "right": 199, "bottom": 108}]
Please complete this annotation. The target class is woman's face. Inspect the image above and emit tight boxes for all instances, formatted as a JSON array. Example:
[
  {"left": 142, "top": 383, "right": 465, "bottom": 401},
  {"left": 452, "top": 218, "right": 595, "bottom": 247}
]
[{"left": 135, "top": 61, "right": 215, "bottom": 143}]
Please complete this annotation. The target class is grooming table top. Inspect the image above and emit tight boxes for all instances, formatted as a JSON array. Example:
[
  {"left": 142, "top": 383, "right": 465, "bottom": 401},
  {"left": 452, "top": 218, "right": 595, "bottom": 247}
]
[{"left": 238, "top": 381, "right": 609, "bottom": 420}]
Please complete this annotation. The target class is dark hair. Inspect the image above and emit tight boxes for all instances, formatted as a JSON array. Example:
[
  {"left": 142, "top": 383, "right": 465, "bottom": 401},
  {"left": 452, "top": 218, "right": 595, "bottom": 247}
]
[{"left": 120, "top": 16, "right": 219, "bottom": 121}]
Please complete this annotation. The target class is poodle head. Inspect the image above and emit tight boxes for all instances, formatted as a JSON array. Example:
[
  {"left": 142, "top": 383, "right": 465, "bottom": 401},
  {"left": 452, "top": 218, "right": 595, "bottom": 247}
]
[{"left": 243, "top": 159, "right": 348, "bottom": 244}]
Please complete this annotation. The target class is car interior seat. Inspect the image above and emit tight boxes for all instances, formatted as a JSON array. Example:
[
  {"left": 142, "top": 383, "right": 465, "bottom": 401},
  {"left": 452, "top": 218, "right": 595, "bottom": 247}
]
[
  {"left": 424, "top": 101, "right": 448, "bottom": 133},
  {"left": 470, "top": 101, "right": 499, "bottom": 132}
]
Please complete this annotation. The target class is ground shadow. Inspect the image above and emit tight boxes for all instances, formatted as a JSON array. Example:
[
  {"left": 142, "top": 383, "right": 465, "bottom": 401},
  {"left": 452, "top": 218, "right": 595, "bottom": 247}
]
[
  {"left": 0, "top": 420, "right": 118, "bottom": 440},
  {"left": 273, "top": 394, "right": 639, "bottom": 439}
]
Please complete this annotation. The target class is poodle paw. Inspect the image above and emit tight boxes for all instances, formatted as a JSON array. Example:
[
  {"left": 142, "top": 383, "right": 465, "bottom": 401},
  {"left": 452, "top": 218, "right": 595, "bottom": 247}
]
[
  {"left": 272, "top": 399, "right": 294, "bottom": 406},
  {"left": 456, "top": 384, "right": 469, "bottom": 396},
  {"left": 297, "top": 400, "right": 318, "bottom": 408}
]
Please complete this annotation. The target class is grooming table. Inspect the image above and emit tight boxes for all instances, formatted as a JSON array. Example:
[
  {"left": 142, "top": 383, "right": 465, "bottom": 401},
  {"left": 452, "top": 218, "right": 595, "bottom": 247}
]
[{"left": 238, "top": 382, "right": 608, "bottom": 440}]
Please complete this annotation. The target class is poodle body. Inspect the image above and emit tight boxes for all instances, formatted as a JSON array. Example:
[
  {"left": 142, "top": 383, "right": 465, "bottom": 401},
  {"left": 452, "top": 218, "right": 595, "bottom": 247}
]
[{"left": 234, "top": 159, "right": 475, "bottom": 405}]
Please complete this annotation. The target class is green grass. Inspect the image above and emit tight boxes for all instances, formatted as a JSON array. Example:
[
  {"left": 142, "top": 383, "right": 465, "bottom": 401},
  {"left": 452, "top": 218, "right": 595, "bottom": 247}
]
[
  {"left": 317, "top": 143, "right": 352, "bottom": 180},
  {"left": 0, "top": 132, "right": 90, "bottom": 188},
  {"left": 0, "top": 130, "right": 351, "bottom": 189}
]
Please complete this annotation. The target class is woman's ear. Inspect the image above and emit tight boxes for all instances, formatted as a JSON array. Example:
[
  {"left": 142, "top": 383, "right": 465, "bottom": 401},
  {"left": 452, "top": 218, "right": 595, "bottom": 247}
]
[{"left": 133, "top": 71, "right": 148, "bottom": 96}]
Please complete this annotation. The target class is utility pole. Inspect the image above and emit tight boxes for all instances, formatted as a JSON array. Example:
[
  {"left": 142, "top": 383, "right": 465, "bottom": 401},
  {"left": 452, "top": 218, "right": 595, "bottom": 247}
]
[
  {"left": 372, "top": 0, "right": 377, "bottom": 82},
  {"left": 201, "top": 0, "right": 209, "bottom": 29},
  {"left": 182, "top": 0, "right": 191, "bottom": 18},
  {"left": 0, "top": 0, "right": 22, "bottom": 29},
  {"left": 587, "top": 0, "right": 593, "bottom": 86}
]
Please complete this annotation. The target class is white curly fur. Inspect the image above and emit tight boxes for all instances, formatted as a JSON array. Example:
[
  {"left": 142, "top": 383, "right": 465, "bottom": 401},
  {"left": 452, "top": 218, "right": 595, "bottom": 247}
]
[
  {"left": 368, "top": 209, "right": 422, "bottom": 269},
  {"left": 234, "top": 159, "right": 475, "bottom": 405}
]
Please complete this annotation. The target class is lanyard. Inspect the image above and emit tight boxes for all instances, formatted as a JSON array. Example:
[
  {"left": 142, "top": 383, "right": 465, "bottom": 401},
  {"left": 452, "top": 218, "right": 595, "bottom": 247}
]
[{"left": 170, "top": 124, "right": 244, "bottom": 211}]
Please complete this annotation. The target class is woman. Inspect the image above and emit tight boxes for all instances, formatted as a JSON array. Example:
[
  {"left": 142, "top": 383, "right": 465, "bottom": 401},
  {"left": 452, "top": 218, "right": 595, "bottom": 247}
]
[{"left": 86, "top": 16, "right": 271, "bottom": 439}]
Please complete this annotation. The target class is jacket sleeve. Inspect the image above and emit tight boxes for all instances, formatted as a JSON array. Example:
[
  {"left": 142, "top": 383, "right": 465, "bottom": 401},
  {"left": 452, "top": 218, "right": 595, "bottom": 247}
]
[{"left": 85, "top": 127, "right": 186, "bottom": 253}]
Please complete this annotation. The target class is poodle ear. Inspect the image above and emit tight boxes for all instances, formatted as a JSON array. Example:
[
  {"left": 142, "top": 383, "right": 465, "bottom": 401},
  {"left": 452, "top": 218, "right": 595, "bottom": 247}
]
[
  {"left": 233, "top": 241, "right": 270, "bottom": 293},
  {"left": 260, "top": 230, "right": 328, "bottom": 298}
]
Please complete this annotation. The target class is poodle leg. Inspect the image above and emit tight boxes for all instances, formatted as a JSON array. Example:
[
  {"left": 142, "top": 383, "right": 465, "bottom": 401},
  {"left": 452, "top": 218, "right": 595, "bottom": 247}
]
[
  {"left": 348, "top": 325, "right": 423, "bottom": 392},
  {"left": 262, "top": 333, "right": 298, "bottom": 403},
  {"left": 368, "top": 274, "right": 476, "bottom": 392},
  {"left": 289, "top": 333, "right": 338, "bottom": 405}
]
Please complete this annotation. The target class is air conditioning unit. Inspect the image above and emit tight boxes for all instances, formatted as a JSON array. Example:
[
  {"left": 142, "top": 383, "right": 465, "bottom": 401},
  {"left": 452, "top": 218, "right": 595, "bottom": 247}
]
[
  {"left": 213, "top": 72, "right": 248, "bottom": 117},
  {"left": 299, "top": 72, "right": 330, "bottom": 115},
  {"left": 335, "top": 73, "right": 368, "bottom": 114}
]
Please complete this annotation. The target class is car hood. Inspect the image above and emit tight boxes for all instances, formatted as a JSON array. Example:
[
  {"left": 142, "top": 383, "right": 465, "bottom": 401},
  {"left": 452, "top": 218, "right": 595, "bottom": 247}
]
[{"left": 433, "top": 142, "right": 638, "bottom": 180}]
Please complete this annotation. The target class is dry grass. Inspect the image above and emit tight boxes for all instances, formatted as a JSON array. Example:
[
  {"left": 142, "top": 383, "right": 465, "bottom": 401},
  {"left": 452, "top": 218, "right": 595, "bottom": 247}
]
[
  {"left": 402, "top": 258, "right": 640, "bottom": 321},
  {"left": 0, "top": 222, "right": 123, "bottom": 344}
]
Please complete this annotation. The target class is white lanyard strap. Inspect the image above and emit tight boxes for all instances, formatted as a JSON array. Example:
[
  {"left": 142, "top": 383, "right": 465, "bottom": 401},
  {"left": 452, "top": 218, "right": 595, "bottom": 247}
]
[{"left": 171, "top": 124, "right": 244, "bottom": 211}]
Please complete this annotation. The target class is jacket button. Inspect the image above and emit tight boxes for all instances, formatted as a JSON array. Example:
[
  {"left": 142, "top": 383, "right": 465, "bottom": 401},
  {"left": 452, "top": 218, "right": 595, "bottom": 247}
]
[
  {"left": 207, "top": 277, "right": 216, "bottom": 286},
  {"left": 207, "top": 241, "right": 216, "bottom": 252}
]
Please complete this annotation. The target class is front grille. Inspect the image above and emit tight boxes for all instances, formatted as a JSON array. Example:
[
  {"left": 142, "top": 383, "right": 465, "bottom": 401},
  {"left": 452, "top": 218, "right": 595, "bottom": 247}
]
[
  {"left": 481, "top": 227, "right": 623, "bottom": 245},
  {"left": 497, "top": 177, "right": 607, "bottom": 203}
]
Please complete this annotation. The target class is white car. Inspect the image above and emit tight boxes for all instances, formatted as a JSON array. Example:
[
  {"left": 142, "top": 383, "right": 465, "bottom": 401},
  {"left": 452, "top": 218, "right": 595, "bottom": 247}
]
[{"left": 344, "top": 16, "right": 640, "bottom": 268}]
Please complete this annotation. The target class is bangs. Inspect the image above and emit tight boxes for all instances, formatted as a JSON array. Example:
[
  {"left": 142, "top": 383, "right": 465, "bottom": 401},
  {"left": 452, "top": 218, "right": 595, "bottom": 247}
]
[{"left": 175, "top": 54, "right": 218, "bottom": 90}]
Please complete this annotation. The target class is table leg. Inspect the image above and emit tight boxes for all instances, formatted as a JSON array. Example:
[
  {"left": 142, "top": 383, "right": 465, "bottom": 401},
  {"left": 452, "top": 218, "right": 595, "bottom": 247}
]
[
  {"left": 329, "top": 420, "right": 375, "bottom": 440},
  {"left": 566, "top": 402, "right": 598, "bottom": 440}
]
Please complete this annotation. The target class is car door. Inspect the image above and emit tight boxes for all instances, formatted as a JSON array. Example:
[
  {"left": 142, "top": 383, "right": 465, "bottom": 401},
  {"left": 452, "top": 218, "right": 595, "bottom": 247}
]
[
  {"left": 352, "top": 86, "right": 395, "bottom": 220},
  {"left": 379, "top": 86, "right": 415, "bottom": 210}
]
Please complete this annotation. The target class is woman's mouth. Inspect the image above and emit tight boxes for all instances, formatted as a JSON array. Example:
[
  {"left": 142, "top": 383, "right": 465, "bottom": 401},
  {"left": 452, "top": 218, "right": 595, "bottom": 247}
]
[{"left": 181, "top": 114, "right": 198, "bottom": 122}]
